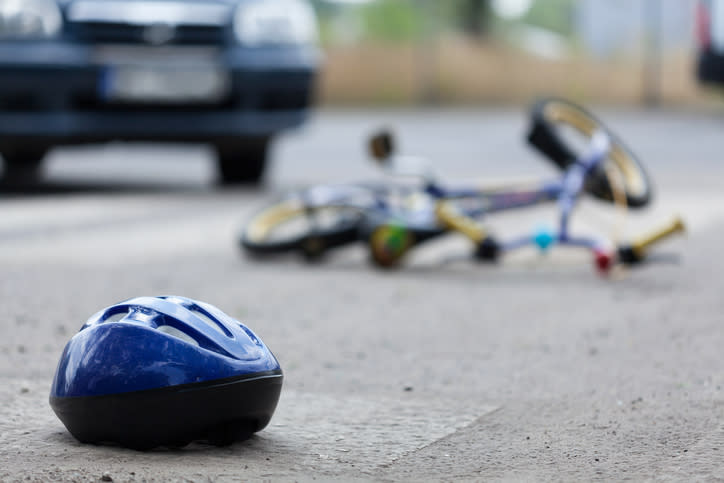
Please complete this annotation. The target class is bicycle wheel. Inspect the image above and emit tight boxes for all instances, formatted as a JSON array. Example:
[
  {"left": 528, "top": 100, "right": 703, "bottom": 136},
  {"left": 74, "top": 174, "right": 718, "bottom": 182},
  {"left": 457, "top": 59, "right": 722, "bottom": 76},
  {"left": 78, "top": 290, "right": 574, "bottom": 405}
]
[
  {"left": 240, "top": 198, "right": 362, "bottom": 259},
  {"left": 527, "top": 97, "right": 652, "bottom": 208}
]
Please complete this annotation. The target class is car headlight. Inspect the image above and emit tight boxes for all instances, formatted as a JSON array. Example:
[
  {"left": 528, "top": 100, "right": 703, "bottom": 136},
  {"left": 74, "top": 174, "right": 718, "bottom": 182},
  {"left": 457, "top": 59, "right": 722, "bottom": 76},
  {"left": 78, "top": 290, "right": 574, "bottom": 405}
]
[
  {"left": 0, "top": 0, "right": 62, "bottom": 39},
  {"left": 234, "top": 0, "right": 318, "bottom": 46}
]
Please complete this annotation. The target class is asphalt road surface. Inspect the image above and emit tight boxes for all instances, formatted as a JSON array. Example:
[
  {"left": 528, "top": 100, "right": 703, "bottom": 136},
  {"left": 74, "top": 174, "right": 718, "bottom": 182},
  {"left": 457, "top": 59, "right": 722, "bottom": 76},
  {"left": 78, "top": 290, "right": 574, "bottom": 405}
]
[{"left": 1, "top": 106, "right": 723, "bottom": 482}]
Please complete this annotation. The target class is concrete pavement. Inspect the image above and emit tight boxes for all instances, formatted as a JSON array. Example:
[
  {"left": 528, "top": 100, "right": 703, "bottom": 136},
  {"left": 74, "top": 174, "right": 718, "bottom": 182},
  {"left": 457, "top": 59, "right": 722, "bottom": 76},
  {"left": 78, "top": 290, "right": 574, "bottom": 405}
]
[{"left": 0, "top": 107, "right": 722, "bottom": 481}]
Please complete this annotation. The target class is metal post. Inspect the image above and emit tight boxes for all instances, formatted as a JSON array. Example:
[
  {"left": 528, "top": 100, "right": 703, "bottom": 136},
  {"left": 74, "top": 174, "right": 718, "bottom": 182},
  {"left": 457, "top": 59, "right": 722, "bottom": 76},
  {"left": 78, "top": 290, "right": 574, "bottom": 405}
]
[
  {"left": 643, "top": 0, "right": 662, "bottom": 106},
  {"left": 416, "top": 0, "right": 438, "bottom": 104}
]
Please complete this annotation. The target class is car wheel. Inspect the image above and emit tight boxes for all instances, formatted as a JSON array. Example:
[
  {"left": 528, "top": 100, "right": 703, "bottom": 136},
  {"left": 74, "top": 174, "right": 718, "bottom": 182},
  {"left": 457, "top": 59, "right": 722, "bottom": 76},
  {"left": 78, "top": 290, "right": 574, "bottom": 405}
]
[
  {"left": 2, "top": 148, "right": 48, "bottom": 182},
  {"left": 216, "top": 137, "right": 270, "bottom": 185}
]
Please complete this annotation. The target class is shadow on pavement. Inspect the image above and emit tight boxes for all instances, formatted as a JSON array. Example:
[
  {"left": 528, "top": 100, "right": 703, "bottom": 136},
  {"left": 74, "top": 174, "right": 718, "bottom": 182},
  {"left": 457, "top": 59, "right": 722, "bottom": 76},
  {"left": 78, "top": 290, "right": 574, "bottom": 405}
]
[
  {"left": 0, "top": 178, "right": 272, "bottom": 198},
  {"left": 0, "top": 179, "right": 207, "bottom": 197}
]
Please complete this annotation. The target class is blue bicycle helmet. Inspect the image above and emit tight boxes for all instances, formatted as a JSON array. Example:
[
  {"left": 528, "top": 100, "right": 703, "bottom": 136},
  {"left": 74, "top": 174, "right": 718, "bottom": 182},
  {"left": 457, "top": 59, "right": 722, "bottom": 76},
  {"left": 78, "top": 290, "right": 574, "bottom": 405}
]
[{"left": 49, "top": 296, "right": 283, "bottom": 450}]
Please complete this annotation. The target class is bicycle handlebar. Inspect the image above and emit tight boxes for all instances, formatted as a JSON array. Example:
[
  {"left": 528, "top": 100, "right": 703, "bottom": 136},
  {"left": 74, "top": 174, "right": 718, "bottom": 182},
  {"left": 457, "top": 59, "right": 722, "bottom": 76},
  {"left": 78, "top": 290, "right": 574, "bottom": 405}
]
[{"left": 618, "top": 216, "right": 686, "bottom": 264}]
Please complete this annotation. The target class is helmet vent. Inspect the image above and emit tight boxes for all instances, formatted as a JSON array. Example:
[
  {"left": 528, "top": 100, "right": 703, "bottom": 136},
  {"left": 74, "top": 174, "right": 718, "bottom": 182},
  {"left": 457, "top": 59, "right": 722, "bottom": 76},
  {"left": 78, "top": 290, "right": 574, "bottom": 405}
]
[
  {"left": 157, "top": 325, "right": 199, "bottom": 347},
  {"left": 189, "top": 307, "right": 230, "bottom": 337},
  {"left": 104, "top": 311, "right": 128, "bottom": 323}
]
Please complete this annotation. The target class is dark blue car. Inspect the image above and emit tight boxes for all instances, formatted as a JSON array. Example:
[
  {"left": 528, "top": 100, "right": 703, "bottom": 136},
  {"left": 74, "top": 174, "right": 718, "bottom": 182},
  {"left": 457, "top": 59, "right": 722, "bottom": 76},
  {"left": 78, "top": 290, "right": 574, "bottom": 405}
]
[
  {"left": 0, "top": 0, "right": 320, "bottom": 184},
  {"left": 698, "top": 0, "right": 724, "bottom": 87}
]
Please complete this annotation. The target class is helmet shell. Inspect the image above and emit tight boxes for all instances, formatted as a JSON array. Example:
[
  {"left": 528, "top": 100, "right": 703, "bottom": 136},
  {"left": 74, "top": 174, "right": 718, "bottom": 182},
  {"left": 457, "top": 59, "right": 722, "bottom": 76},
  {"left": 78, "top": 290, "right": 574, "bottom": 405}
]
[{"left": 49, "top": 296, "right": 283, "bottom": 449}]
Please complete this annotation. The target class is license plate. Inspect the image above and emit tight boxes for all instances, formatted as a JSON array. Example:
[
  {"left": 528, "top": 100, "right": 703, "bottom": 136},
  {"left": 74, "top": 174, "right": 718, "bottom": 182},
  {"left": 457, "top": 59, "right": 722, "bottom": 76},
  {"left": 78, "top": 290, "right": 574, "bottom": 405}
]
[{"left": 100, "top": 65, "right": 230, "bottom": 104}]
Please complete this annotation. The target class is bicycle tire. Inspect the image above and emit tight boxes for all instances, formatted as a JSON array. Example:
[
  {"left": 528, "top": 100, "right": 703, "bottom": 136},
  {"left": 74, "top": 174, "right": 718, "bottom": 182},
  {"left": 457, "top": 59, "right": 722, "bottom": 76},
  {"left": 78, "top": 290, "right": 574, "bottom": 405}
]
[
  {"left": 240, "top": 199, "right": 362, "bottom": 259},
  {"left": 527, "top": 97, "right": 652, "bottom": 208}
]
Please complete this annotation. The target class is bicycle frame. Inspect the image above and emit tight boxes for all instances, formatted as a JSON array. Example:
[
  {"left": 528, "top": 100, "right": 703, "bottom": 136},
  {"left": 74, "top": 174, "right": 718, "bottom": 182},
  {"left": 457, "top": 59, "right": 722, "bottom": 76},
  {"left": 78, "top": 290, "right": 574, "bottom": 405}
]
[
  {"left": 366, "top": 131, "right": 614, "bottom": 258},
  {"left": 243, "top": 127, "right": 683, "bottom": 272}
]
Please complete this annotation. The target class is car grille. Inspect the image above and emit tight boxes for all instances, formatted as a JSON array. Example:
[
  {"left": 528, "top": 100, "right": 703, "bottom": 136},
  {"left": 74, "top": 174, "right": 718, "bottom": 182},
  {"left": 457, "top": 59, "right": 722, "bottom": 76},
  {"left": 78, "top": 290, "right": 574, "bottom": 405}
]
[
  {"left": 68, "top": 23, "right": 226, "bottom": 45},
  {"left": 65, "top": 1, "right": 232, "bottom": 45}
]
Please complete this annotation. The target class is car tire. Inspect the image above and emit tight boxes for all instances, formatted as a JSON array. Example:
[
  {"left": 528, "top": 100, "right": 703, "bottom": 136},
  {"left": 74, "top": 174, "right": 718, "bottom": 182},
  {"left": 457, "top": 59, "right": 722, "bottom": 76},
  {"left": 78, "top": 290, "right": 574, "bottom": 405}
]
[
  {"left": 2, "top": 148, "right": 48, "bottom": 182},
  {"left": 216, "top": 137, "right": 270, "bottom": 185}
]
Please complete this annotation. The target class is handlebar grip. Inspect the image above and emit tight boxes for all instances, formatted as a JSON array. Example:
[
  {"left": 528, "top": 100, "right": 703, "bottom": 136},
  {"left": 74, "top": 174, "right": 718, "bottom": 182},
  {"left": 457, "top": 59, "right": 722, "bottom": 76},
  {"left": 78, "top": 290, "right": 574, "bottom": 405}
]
[
  {"left": 618, "top": 216, "right": 686, "bottom": 264},
  {"left": 435, "top": 201, "right": 487, "bottom": 243}
]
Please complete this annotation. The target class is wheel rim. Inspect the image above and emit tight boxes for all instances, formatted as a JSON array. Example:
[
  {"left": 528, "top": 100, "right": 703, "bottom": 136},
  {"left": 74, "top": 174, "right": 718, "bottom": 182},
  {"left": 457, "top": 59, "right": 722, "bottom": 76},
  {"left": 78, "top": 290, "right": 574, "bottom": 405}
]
[
  {"left": 543, "top": 102, "right": 647, "bottom": 198},
  {"left": 245, "top": 201, "right": 360, "bottom": 246},
  {"left": 245, "top": 201, "right": 305, "bottom": 243}
]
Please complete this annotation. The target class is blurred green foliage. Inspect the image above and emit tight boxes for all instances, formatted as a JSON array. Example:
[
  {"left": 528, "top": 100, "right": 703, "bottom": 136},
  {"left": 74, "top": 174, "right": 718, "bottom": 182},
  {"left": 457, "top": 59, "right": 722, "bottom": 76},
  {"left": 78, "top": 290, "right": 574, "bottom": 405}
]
[
  {"left": 359, "top": 0, "right": 424, "bottom": 41},
  {"left": 520, "top": 0, "right": 577, "bottom": 36},
  {"left": 311, "top": 0, "right": 577, "bottom": 45},
  {"left": 311, "top": 0, "right": 425, "bottom": 44}
]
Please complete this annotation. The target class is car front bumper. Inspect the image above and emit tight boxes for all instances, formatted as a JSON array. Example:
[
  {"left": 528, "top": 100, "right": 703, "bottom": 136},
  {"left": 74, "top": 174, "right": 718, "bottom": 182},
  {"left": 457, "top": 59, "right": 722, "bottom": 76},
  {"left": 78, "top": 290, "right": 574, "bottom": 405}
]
[{"left": 0, "top": 41, "right": 319, "bottom": 143}]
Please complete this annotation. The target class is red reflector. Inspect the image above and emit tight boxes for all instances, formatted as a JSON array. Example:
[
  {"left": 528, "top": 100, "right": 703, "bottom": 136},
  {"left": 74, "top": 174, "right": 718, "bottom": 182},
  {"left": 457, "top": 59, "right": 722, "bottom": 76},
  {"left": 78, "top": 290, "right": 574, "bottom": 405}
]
[{"left": 594, "top": 248, "right": 613, "bottom": 274}]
